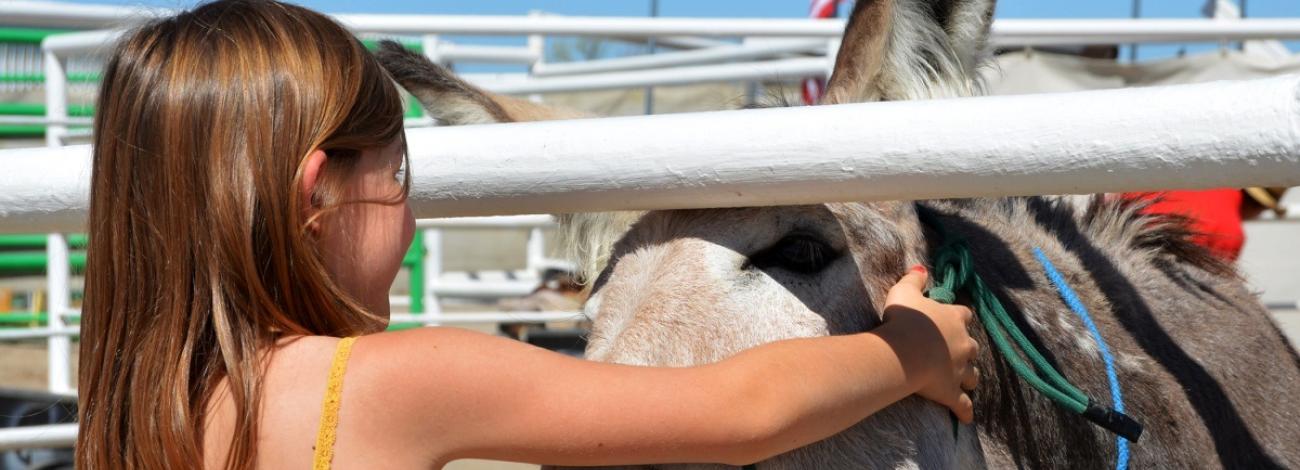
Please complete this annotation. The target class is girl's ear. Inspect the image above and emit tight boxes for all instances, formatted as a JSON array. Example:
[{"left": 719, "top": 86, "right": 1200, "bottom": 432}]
[{"left": 301, "top": 149, "right": 328, "bottom": 233}]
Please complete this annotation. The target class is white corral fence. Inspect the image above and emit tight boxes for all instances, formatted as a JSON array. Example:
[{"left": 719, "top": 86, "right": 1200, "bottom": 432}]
[
  {"left": 0, "top": 1, "right": 1299, "bottom": 451},
  {"left": 3, "top": 79, "right": 1300, "bottom": 453}
]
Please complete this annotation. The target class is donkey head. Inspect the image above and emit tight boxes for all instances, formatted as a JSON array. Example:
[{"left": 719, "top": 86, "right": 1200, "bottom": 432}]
[
  {"left": 582, "top": 0, "right": 997, "bottom": 359},
  {"left": 570, "top": 0, "right": 998, "bottom": 468}
]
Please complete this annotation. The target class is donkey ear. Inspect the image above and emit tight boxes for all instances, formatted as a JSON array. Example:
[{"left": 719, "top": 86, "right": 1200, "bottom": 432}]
[
  {"left": 821, "top": 0, "right": 895, "bottom": 105},
  {"left": 934, "top": 0, "right": 998, "bottom": 79},
  {"left": 376, "top": 40, "right": 588, "bottom": 125},
  {"left": 375, "top": 40, "right": 513, "bottom": 125},
  {"left": 821, "top": 0, "right": 997, "bottom": 104}
]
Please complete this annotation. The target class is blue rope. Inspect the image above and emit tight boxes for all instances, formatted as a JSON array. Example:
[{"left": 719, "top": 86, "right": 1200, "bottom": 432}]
[{"left": 1032, "top": 247, "right": 1129, "bottom": 470}]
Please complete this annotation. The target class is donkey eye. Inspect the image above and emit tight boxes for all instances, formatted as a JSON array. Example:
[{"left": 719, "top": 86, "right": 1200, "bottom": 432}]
[{"left": 747, "top": 234, "right": 838, "bottom": 275}]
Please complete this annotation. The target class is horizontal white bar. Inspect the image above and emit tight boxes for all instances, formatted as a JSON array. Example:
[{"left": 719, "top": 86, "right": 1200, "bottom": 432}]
[
  {"left": 438, "top": 43, "right": 539, "bottom": 64},
  {"left": 431, "top": 280, "right": 539, "bottom": 298},
  {"left": 606, "top": 35, "right": 733, "bottom": 50},
  {"left": 335, "top": 14, "right": 846, "bottom": 38},
  {"left": 5, "top": 78, "right": 1300, "bottom": 231},
  {"left": 402, "top": 77, "right": 1300, "bottom": 217},
  {"left": 0, "top": 423, "right": 77, "bottom": 451},
  {"left": 0, "top": 1, "right": 157, "bottom": 29},
  {"left": 41, "top": 29, "right": 123, "bottom": 55},
  {"left": 531, "top": 39, "right": 825, "bottom": 77},
  {"left": 479, "top": 56, "right": 827, "bottom": 95},
  {"left": 0, "top": 328, "right": 80, "bottom": 340},
  {"left": 0, "top": 143, "right": 91, "bottom": 233},
  {"left": 992, "top": 18, "right": 1300, "bottom": 46},
  {"left": 415, "top": 215, "right": 554, "bottom": 228},
  {"left": 390, "top": 312, "right": 583, "bottom": 324},
  {"left": 338, "top": 16, "right": 1300, "bottom": 44}
]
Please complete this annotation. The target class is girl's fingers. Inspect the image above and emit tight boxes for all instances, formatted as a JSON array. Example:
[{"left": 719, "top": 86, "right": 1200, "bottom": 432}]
[
  {"left": 953, "top": 393, "right": 975, "bottom": 423},
  {"left": 894, "top": 265, "right": 929, "bottom": 293},
  {"left": 962, "top": 366, "right": 980, "bottom": 392},
  {"left": 954, "top": 305, "right": 974, "bottom": 324}
]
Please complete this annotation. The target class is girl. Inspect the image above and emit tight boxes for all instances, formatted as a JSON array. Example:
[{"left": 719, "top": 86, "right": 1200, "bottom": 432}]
[{"left": 76, "top": 1, "right": 979, "bottom": 468}]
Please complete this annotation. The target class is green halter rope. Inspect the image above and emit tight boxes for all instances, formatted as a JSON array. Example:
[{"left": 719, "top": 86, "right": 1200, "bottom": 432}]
[
  {"left": 918, "top": 207, "right": 1142, "bottom": 443},
  {"left": 739, "top": 209, "right": 1142, "bottom": 470}
]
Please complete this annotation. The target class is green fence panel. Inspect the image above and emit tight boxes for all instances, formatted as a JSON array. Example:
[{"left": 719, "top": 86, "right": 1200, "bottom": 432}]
[
  {"left": 359, "top": 38, "right": 423, "bottom": 54},
  {"left": 0, "top": 27, "right": 71, "bottom": 44},
  {"left": 0, "top": 234, "right": 89, "bottom": 249},
  {"left": 0, "top": 125, "right": 46, "bottom": 137},
  {"left": 0, "top": 72, "right": 101, "bottom": 84},
  {"left": 0, "top": 251, "right": 87, "bottom": 272},
  {"left": 0, "top": 312, "right": 83, "bottom": 328},
  {"left": 0, "top": 103, "right": 95, "bottom": 116}
]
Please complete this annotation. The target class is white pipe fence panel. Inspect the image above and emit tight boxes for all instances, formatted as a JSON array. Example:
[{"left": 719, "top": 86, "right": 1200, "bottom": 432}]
[
  {"left": 0, "top": 424, "right": 77, "bottom": 452},
  {"left": 478, "top": 57, "right": 828, "bottom": 95},
  {"left": 0, "top": 1, "right": 153, "bottom": 29},
  {"left": 390, "top": 312, "right": 584, "bottom": 325},
  {"left": 403, "top": 76, "right": 1300, "bottom": 217},
  {"left": 0, "top": 143, "right": 91, "bottom": 233},
  {"left": 415, "top": 215, "right": 555, "bottom": 229},
  {"left": 531, "top": 39, "right": 826, "bottom": 77},
  {"left": 5, "top": 77, "right": 1300, "bottom": 232},
  {"left": 436, "top": 43, "right": 539, "bottom": 64}
]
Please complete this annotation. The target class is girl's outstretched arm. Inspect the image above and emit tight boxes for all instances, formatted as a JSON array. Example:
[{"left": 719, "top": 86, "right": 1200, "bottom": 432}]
[{"left": 348, "top": 268, "right": 977, "bottom": 467}]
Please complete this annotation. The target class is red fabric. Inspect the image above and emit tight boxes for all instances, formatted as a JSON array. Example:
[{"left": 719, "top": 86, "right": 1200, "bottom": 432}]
[{"left": 1124, "top": 189, "right": 1245, "bottom": 261}]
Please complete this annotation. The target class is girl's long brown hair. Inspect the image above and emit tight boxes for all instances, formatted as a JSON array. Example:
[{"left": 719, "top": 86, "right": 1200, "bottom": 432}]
[{"left": 77, "top": 1, "right": 407, "bottom": 467}]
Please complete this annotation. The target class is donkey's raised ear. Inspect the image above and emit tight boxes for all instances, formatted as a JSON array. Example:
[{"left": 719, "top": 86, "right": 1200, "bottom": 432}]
[
  {"left": 936, "top": 0, "right": 998, "bottom": 78},
  {"left": 375, "top": 40, "right": 583, "bottom": 125},
  {"left": 821, "top": 0, "right": 996, "bottom": 104}
]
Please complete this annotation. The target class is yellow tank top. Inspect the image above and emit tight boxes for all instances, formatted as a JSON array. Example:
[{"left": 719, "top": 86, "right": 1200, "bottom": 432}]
[{"left": 313, "top": 336, "right": 358, "bottom": 470}]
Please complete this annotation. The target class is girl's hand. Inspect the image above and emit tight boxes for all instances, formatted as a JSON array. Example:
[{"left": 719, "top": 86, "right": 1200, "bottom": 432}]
[{"left": 878, "top": 266, "right": 980, "bottom": 422}]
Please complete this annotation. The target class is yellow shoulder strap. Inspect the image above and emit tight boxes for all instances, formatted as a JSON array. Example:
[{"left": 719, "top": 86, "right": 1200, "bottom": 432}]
[{"left": 313, "top": 336, "right": 358, "bottom": 470}]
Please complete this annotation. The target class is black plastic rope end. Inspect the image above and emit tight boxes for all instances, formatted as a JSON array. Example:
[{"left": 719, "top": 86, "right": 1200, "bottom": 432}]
[{"left": 1083, "top": 402, "right": 1144, "bottom": 443}]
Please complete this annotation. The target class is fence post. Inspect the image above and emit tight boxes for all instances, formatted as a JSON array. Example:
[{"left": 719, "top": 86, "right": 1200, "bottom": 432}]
[
  {"left": 42, "top": 49, "right": 66, "bottom": 147},
  {"left": 46, "top": 233, "right": 71, "bottom": 394},
  {"left": 421, "top": 34, "right": 442, "bottom": 65},
  {"left": 527, "top": 10, "right": 545, "bottom": 104},
  {"left": 422, "top": 229, "right": 443, "bottom": 323},
  {"left": 526, "top": 227, "right": 545, "bottom": 274}
]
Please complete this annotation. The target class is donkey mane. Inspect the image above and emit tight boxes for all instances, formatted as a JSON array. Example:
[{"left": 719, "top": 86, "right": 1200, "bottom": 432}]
[
  {"left": 942, "top": 196, "right": 1238, "bottom": 280},
  {"left": 1080, "top": 195, "right": 1237, "bottom": 278}
]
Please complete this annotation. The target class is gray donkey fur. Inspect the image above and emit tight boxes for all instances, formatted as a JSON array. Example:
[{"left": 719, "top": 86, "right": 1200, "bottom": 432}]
[{"left": 377, "top": 0, "right": 1300, "bottom": 467}]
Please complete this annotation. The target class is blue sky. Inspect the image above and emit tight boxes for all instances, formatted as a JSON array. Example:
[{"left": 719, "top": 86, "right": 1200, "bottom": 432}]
[{"left": 69, "top": 0, "right": 1300, "bottom": 62}]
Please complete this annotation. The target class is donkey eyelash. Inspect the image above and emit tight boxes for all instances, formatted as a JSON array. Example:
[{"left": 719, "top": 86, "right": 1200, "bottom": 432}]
[{"left": 746, "top": 233, "right": 840, "bottom": 275}]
